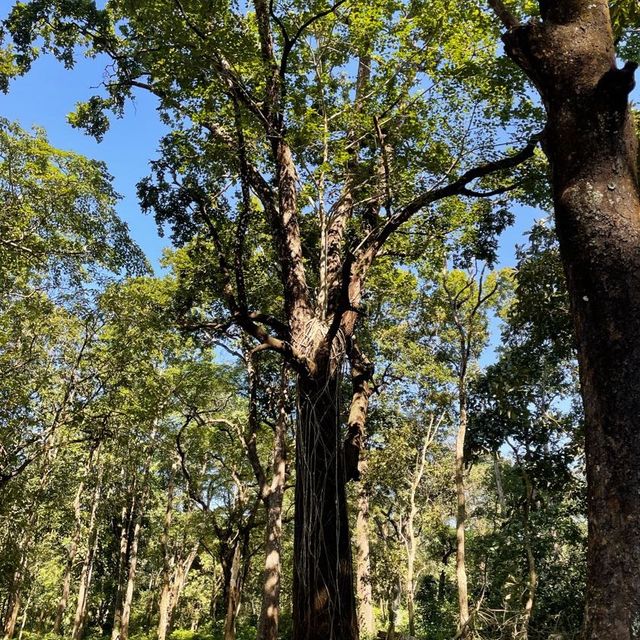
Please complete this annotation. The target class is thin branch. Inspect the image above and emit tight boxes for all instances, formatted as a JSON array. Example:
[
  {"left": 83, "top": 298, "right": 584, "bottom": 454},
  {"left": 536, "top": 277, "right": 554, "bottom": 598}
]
[
  {"left": 487, "top": 0, "right": 521, "bottom": 30},
  {"left": 280, "top": 0, "right": 349, "bottom": 77}
]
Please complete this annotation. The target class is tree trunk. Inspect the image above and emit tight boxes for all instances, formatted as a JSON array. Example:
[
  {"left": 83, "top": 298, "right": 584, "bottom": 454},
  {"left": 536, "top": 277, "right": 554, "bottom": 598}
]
[
  {"left": 405, "top": 428, "right": 431, "bottom": 639},
  {"left": 256, "top": 399, "right": 287, "bottom": 640},
  {"left": 292, "top": 373, "right": 358, "bottom": 640},
  {"left": 209, "top": 567, "right": 220, "bottom": 625},
  {"left": 455, "top": 388, "right": 470, "bottom": 635},
  {"left": 406, "top": 548, "right": 416, "bottom": 638},
  {"left": 157, "top": 565, "right": 172, "bottom": 640},
  {"left": 55, "top": 446, "right": 99, "bottom": 636},
  {"left": 3, "top": 575, "right": 22, "bottom": 640},
  {"left": 54, "top": 475, "right": 84, "bottom": 635},
  {"left": 492, "top": 452, "right": 506, "bottom": 517},
  {"left": 519, "top": 471, "right": 537, "bottom": 640},
  {"left": 112, "top": 459, "right": 150, "bottom": 640},
  {"left": 355, "top": 476, "right": 375, "bottom": 638},
  {"left": 222, "top": 540, "right": 244, "bottom": 640},
  {"left": 495, "top": 2, "right": 640, "bottom": 637},
  {"left": 257, "top": 492, "right": 283, "bottom": 640},
  {"left": 71, "top": 467, "right": 103, "bottom": 640},
  {"left": 157, "top": 470, "right": 176, "bottom": 640},
  {"left": 3, "top": 532, "right": 33, "bottom": 640},
  {"left": 167, "top": 544, "right": 199, "bottom": 634},
  {"left": 3, "top": 440, "right": 57, "bottom": 640},
  {"left": 110, "top": 499, "right": 132, "bottom": 640},
  {"left": 17, "top": 592, "right": 30, "bottom": 640},
  {"left": 120, "top": 506, "right": 143, "bottom": 640}
]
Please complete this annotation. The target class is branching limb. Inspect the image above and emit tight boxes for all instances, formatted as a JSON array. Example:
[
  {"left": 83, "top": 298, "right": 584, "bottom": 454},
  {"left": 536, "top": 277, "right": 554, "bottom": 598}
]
[{"left": 487, "top": 0, "right": 520, "bottom": 30}]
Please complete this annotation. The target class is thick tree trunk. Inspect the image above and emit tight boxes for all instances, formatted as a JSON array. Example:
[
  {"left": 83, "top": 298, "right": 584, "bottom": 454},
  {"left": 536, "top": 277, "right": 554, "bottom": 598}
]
[
  {"left": 496, "top": 2, "right": 640, "bottom": 637},
  {"left": 240, "top": 353, "right": 288, "bottom": 640},
  {"left": 293, "top": 373, "right": 358, "bottom": 640},
  {"left": 256, "top": 399, "right": 287, "bottom": 640},
  {"left": 257, "top": 492, "right": 283, "bottom": 640},
  {"left": 355, "top": 476, "right": 375, "bottom": 638},
  {"left": 2, "top": 572, "right": 22, "bottom": 640},
  {"left": 157, "top": 563, "right": 172, "bottom": 638},
  {"left": 455, "top": 389, "right": 470, "bottom": 636}
]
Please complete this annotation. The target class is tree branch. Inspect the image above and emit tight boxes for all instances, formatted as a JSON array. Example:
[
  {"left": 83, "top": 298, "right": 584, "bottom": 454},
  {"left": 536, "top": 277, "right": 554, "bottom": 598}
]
[
  {"left": 355, "top": 135, "right": 540, "bottom": 263},
  {"left": 487, "top": 0, "right": 520, "bottom": 30}
]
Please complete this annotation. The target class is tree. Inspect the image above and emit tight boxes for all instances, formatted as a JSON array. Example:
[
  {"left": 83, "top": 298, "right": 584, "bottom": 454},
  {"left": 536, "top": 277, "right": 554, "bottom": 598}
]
[
  {"left": 487, "top": 1, "right": 640, "bottom": 636},
  {"left": 465, "top": 221, "right": 585, "bottom": 639},
  {"left": 0, "top": 118, "right": 146, "bottom": 489},
  {"left": 1, "top": 2, "right": 540, "bottom": 634},
  {"left": 419, "top": 265, "right": 509, "bottom": 636}
]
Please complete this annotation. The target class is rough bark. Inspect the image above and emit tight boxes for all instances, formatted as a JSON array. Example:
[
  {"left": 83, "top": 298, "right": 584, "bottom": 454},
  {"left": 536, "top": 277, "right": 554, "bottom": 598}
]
[
  {"left": 256, "top": 412, "right": 287, "bottom": 640},
  {"left": 491, "top": 1, "right": 640, "bottom": 637},
  {"left": 292, "top": 373, "right": 358, "bottom": 640},
  {"left": 221, "top": 538, "right": 245, "bottom": 640},
  {"left": 2, "top": 571, "right": 23, "bottom": 640}
]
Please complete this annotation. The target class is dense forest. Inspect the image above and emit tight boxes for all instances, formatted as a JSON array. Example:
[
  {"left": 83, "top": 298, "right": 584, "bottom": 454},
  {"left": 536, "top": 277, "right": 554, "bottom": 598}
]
[{"left": 1, "top": 1, "right": 640, "bottom": 639}]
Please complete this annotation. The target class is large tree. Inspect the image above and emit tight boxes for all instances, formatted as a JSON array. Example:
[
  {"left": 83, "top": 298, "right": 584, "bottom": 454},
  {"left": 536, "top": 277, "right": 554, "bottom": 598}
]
[
  {"left": 488, "top": 1, "right": 640, "bottom": 637},
  {"left": 1, "top": 2, "right": 540, "bottom": 636}
]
